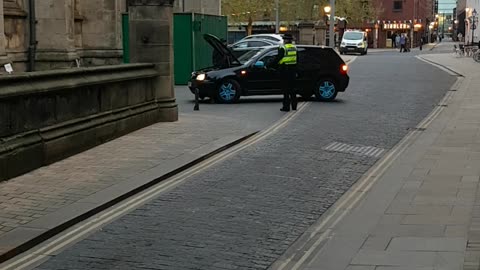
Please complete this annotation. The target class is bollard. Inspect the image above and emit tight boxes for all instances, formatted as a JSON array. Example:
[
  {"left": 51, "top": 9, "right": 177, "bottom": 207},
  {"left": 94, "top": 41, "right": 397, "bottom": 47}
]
[{"left": 194, "top": 88, "right": 200, "bottom": 111}]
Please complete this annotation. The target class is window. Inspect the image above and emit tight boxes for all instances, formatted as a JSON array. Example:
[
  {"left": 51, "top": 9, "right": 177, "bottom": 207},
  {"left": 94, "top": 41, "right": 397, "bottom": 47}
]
[
  {"left": 393, "top": 0, "right": 402, "bottom": 11},
  {"left": 259, "top": 50, "right": 279, "bottom": 68},
  {"left": 248, "top": 41, "right": 270, "bottom": 47},
  {"left": 233, "top": 42, "right": 249, "bottom": 49}
]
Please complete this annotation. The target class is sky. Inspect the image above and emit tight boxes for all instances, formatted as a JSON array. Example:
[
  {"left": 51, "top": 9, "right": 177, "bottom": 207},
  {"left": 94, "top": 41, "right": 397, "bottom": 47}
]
[{"left": 437, "top": 0, "right": 457, "bottom": 14}]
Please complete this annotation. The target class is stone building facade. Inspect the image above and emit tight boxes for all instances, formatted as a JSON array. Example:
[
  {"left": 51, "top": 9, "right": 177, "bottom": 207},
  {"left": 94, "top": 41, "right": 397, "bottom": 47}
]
[
  {"left": 374, "top": 0, "right": 434, "bottom": 48},
  {"left": 0, "top": 0, "right": 126, "bottom": 72},
  {"left": 173, "top": 0, "right": 221, "bottom": 15}
]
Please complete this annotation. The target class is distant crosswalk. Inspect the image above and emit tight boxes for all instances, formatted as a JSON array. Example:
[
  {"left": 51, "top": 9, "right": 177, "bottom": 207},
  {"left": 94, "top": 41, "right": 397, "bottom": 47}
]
[{"left": 324, "top": 142, "right": 385, "bottom": 158}]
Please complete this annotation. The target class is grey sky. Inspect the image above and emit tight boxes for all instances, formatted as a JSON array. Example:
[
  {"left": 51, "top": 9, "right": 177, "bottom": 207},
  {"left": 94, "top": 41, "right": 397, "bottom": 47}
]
[{"left": 438, "top": 0, "right": 457, "bottom": 14}]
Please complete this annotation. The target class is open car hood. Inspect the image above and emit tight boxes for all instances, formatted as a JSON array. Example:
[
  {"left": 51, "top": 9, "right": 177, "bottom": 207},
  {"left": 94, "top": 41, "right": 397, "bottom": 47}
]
[{"left": 204, "top": 34, "right": 241, "bottom": 67}]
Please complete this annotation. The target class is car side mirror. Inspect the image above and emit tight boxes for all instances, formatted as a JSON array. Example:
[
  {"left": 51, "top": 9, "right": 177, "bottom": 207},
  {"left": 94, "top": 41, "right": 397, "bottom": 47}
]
[{"left": 254, "top": 61, "right": 265, "bottom": 68}]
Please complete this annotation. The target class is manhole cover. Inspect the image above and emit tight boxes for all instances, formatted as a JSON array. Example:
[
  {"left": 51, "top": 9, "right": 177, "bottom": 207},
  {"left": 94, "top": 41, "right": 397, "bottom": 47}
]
[{"left": 324, "top": 142, "right": 385, "bottom": 158}]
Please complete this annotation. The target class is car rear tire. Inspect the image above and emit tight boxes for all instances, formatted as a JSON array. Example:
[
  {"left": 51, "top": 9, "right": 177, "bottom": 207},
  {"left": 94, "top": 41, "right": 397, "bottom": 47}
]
[
  {"left": 314, "top": 78, "right": 338, "bottom": 101},
  {"left": 215, "top": 79, "right": 241, "bottom": 104}
]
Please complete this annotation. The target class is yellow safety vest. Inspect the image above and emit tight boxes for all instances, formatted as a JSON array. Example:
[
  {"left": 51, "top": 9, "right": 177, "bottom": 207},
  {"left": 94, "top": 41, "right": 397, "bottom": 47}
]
[{"left": 279, "top": 44, "right": 297, "bottom": 65}]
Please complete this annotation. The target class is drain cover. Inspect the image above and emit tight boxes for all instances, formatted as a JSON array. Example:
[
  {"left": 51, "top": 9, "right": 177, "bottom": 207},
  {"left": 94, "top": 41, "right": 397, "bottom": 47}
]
[{"left": 324, "top": 142, "right": 385, "bottom": 158}]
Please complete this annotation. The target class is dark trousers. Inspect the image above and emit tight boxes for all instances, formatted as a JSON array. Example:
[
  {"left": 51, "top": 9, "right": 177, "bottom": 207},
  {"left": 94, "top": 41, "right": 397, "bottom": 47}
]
[{"left": 280, "top": 67, "right": 297, "bottom": 110}]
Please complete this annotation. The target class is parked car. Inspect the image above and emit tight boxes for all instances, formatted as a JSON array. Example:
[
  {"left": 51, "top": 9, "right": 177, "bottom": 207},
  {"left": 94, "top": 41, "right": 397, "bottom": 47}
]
[
  {"left": 229, "top": 39, "right": 277, "bottom": 58},
  {"left": 238, "top": 34, "right": 284, "bottom": 44},
  {"left": 339, "top": 31, "right": 368, "bottom": 55},
  {"left": 189, "top": 34, "right": 350, "bottom": 103}
]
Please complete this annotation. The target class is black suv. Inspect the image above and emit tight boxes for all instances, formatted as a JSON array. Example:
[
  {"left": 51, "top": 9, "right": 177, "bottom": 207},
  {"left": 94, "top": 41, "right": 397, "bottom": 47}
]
[{"left": 189, "top": 34, "right": 350, "bottom": 103}]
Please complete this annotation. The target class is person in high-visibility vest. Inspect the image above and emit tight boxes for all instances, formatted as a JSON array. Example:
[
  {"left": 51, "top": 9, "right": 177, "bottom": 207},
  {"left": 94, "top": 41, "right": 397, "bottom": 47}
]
[{"left": 277, "top": 34, "right": 298, "bottom": 112}]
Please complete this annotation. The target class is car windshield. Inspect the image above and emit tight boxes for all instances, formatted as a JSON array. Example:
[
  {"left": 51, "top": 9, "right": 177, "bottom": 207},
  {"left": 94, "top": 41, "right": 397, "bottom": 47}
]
[
  {"left": 237, "top": 48, "right": 266, "bottom": 64},
  {"left": 343, "top": 32, "right": 364, "bottom": 40}
]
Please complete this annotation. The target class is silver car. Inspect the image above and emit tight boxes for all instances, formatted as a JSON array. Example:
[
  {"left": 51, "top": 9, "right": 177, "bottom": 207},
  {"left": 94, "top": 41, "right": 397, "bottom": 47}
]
[
  {"left": 228, "top": 39, "right": 277, "bottom": 58},
  {"left": 239, "top": 34, "right": 284, "bottom": 44}
]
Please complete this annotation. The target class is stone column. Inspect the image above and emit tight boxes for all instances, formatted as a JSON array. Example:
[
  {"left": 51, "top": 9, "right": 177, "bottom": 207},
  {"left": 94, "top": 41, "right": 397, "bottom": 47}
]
[
  {"left": 128, "top": 0, "right": 178, "bottom": 122},
  {"left": 298, "top": 22, "right": 315, "bottom": 45},
  {"left": 35, "top": 0, "right": 79, "bottom": 70},
  {"left": 0, "top": 1, "right": 7, "bottom": 60}
]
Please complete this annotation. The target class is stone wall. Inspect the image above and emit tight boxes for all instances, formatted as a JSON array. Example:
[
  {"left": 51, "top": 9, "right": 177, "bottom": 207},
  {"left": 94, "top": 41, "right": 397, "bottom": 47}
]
[
  {"left": 0, "top": 64, "right": 178, "bottom": 181},
  {"left": 0, "top": 0, "right": 28, "bottom": 71},
  {"left": 173, "top": 0, "right": 220, "bottom": 15},
  {"left": 0, "top": 0, "right": 125, "bottom": 72}
]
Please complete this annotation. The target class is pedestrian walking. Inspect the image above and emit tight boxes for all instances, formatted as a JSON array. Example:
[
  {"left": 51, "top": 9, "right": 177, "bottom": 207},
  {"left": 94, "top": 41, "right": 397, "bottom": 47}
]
[
  {"left": 405, "top": 35, "right": 410, "bottom": 52},
  {"left": 392, "top": 33, "right": 397, "bottom": 48},
  {"left": 276, "top": 34, "right": 298, "bottom": 112},
  {"left": 400, "top": 34, "right": 406, "bottom": 53},
  {"left": 395, "top": 34, "right": 401, "bottom": 49}
]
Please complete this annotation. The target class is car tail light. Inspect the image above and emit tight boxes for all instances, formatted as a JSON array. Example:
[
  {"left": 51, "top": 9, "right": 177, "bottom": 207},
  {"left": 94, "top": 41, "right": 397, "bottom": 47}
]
[{"left": 341, "top": 64, "right": 348, "bottom": 74}]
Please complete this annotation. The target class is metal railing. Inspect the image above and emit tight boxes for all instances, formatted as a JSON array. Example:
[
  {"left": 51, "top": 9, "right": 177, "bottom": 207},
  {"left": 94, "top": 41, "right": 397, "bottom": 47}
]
[{"left": 454, "top": 44, "right": 480, "bottom": 62}]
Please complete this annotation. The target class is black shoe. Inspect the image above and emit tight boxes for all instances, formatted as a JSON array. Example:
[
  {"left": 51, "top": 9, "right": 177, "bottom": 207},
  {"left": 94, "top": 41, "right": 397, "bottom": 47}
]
[{"left": 280, "top": 108, "right": 290, "bottom": 112}]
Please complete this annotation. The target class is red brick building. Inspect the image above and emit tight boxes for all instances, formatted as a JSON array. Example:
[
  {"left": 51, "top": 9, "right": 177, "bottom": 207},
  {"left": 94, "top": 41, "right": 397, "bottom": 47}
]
[{"left": 373, "top": 0, "right": 435, "bottom": 48}]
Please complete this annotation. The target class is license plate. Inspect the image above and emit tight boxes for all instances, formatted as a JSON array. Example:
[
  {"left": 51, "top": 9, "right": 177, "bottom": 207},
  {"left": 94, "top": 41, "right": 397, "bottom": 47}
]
[
  {"left": 347, "top": 48, "right": 355, "bottom": 51},
  {"left": 188, "top": 81, "right": 192, "bottom": 87}
]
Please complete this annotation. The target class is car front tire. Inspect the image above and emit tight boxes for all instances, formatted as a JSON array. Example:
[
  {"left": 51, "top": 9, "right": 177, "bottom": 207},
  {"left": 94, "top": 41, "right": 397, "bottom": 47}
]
[
  {"left": 215, "top": 79, "right": 241, "bottom": 104},
  {"left": 314, "top": 78, "right": 338, "bottom": 101}
]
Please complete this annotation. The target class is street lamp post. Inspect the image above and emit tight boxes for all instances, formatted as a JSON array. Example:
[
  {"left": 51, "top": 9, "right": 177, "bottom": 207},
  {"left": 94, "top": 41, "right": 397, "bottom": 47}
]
[
  {"left": 472, "top": 9, "right": 478, "bottom": 45},
  {"left": 275, "top": 0, "right": 279, "bottom": 34},
  {"left": 324, "top": 6, "right": 331, "bottom": 45},
  {"left": 442, "top": 12, "right": 445, "bottom": 38},
  {"left": 328, "top": 0, "right": 335, "bottom": 47}
]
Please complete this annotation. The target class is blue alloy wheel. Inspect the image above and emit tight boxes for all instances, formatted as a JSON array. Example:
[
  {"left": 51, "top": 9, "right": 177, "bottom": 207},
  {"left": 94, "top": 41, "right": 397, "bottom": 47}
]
[
  {"left": 315, "top": 79, "right": 338, "bottom": 101},
  {"left": 216, "top": 79, "right": 241, "bottom": 103}
]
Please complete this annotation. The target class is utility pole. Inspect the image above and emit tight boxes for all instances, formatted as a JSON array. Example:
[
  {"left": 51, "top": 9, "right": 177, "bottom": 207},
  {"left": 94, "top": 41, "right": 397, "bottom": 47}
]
[
  {"left": 472, "top": 9, "right": 478, "bottom": 45},
  {"left": 442, "top": 12, "right": 445, "bottom": 38},
  {"left": 275, "top": 0, "right": 280, "bottom": 34},
  {"left": 329, "top": 0, "right": 335, "bottom": 47}
]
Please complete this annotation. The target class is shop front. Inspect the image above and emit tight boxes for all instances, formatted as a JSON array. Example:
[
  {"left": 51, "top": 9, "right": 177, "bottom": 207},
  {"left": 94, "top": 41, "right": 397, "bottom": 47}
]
[{"left": 377, "top": 21, "right": 425, "bottom": 48}]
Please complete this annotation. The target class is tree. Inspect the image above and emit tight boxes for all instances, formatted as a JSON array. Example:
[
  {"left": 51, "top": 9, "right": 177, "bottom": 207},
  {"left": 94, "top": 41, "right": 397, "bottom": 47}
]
[
  {"left": 222, "top": 0, "right": 272, "bottom": 35},
  {"left": 336, "top": 0, "right": 384, "bottom": 25},
  {"left": 222, "top": 0, "right": 382, "bottom": 34},
  {"left": 223, "top": 0, "right": 331, "bottom": 33}
]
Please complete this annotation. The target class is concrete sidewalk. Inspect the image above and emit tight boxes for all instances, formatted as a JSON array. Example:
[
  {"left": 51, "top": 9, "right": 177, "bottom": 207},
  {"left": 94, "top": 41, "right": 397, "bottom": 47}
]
[{"left": 290, "top": 53, "right": 480, "bottom": 269}]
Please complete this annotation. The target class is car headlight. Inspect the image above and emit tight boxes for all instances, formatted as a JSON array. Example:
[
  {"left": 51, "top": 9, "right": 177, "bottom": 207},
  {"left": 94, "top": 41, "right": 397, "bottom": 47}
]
[
  {"left": 341, "top": 42, "right": 346, "bottom": 47},
  {"left": 358, "top": 42, "right": 365, "bottom": 47},
  {"left": 196, "top": 74, "right": 206, "bottom": 81}
]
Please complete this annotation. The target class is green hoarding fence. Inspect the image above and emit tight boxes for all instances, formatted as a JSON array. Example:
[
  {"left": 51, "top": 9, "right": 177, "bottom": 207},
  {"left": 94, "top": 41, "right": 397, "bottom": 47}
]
[{"left": 174, "top": 13, "right": 228, "bottom": 85}]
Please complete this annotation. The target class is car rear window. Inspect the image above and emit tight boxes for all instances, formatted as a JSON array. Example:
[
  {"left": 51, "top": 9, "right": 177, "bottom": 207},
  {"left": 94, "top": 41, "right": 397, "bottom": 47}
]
[{"left": 297, "top": 47, "right": 343, "bottom": 68}]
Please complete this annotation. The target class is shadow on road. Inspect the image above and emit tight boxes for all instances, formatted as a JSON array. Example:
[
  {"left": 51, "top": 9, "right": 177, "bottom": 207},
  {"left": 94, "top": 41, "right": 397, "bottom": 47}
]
[{"left": 187, "top": 97, "right": 347, "bottom": 105}]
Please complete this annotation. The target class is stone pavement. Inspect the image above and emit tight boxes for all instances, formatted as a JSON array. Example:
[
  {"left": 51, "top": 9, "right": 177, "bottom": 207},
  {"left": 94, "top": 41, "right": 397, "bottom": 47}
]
[
  {"left": 295, "top": 46, "right": 480, "bottom": 269},
  {"left": 0, "top": 105, "right": 279, "bottom": 260}
]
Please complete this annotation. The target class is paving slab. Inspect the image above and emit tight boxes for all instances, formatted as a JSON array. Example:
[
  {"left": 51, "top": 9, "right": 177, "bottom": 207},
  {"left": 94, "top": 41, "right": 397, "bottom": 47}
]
[
  {"left": 387, "top": 237, "right": 466, "bottom": 252},
  {"left": 294, "top": 44, "right": 480, "bottom": 270}
]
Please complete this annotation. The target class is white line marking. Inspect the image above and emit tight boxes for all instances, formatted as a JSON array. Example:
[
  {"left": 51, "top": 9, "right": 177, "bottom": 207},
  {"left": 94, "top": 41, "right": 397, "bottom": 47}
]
[
  {"left": 347, "top": 56, "right": 358, "bottom": 65},
  {"left": 1, "top": 103, "right": 311, "bottom": 270},
  {"left": 275, "top": 73, "right": 456, "bottom": 270},
  {"left": 282, "top": 129, "right": 421, "bottom": 270},
  {"left": 415, "top": 55, "right": 460, "bottom": 76},
  {"left": 331, "top": 143, "right": 344, "bottom": 151}
]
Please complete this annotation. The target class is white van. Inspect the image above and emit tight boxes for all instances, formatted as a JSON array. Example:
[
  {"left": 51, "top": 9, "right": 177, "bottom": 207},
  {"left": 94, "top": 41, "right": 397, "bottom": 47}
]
[{"left": 339, "top": 31, "right": 368, "bottom": 55}]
